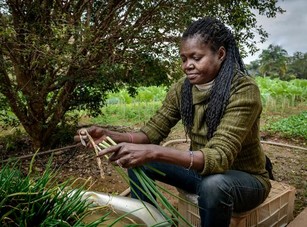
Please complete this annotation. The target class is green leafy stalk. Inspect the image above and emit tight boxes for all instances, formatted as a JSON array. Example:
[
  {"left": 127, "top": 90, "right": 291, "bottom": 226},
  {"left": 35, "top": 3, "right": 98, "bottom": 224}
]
[
  {"left": 0, "top": 159, "right": 109, "bottom": 226},
  {"left": 97, "top": 137, "right": 192, "bottom": 226}
]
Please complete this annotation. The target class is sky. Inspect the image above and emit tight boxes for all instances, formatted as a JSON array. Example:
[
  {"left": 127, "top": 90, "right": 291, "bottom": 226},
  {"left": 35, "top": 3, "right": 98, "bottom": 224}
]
[{"left": 243, "top": 0, "right": 307, "bottom": 64}]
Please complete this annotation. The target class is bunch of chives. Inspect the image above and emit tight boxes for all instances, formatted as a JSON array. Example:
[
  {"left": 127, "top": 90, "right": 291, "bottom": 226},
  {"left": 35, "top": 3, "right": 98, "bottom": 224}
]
[{"left": 97, "top": 136, "right": 191, "bottom": 226}]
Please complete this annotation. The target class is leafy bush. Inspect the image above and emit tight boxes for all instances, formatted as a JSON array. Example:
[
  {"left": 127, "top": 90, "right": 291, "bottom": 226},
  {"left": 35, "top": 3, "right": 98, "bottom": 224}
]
[
  {"left": 0, "top": 129, "right": 30, "bottom": 152},
  {"left": 0, "top": 93, "right": 20, "bottom": 129}
]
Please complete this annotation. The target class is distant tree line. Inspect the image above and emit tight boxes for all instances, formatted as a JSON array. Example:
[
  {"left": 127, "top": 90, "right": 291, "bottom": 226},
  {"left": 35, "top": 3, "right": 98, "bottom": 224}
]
[{"left": 246, "top": 44, "right": 307, "bottom": 80}]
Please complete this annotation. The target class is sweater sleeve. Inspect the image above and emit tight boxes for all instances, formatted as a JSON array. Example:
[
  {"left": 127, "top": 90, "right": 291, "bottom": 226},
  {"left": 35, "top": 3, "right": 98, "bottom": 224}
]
[{"left": 200, "top": 76, "right": 262, "bottom": 175}]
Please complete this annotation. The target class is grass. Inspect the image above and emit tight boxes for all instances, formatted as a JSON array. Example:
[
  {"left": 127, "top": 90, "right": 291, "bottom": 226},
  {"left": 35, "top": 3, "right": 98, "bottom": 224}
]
[{"left": 91, "top": 101, "right": 162, "bottom": 127}]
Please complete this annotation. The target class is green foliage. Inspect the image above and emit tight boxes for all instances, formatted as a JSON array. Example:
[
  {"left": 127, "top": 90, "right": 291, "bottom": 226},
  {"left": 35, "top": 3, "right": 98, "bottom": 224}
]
[
  {"left": 0, "top": 0, "right": 284, "bottom": 148},
  {"left": 88, "top": 83, "right": 306, "bottom": 142},
  {"left": 0, "top": 129, "right": 29, "bottom": 152},
  {"left": 255, "top": 77, "right": 307, "bottom": 111},
  {"left": 105, "top": 86, "right": 167, "bottom": 104},
  {"left": 91, "top": 86, "right": 166, "bottom": 126},
  {"left": 287, "top": 52, "right": 307, "bottom": 79},
  {"left": 135, "top": 86, "right": 167, "bottom": 102},
  {"left": 247, "top": 46, "right": 307, "bottom": 80},
  {"left": 93, "top": 102, "right": 162, "bottom": 126},
  {"left": 258, "top": 44, "right": 288, "bottom": 79},
  {"left": 0, "top": 159, "right": 107, "bottom": 226},
  {"left": 0, "top": 94, "right": 20, "bottom": 129},
  {"left": 264, "top": 111, "right": 307, "bottom": 139}
]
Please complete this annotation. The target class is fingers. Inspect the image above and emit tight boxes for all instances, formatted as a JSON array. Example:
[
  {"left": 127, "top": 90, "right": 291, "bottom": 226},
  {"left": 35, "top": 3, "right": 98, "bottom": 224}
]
[
  {"left": 115, "top": 157, "right": 138, "bottom": 169},
  {"left": 82, "top": 126, "right": 96, "bottom": 135},
  {"left": 97, "top": 144, "right": 127, "bottom": 167},
  {"left": 97, "top": 145, "right": 120, "bottom": 158},
  {"left": 74, "top": 132, "right": 88, "bottom": 144},
  {"left": 74, "top": 134, "right": 82, "bottom": 142},
  {"left": 74, "top": 126, "right": 105, "bottom": 145},
  {"left": 77, "top": 127, "right": 89, "bottom": 136},
  {"left": 115, "top": 158, "right": 130, "bottom": 168},
  {"left": 74, "top": 128, "right": 88, "bottom": 143},
  {"left": 116, "top": 159, "right": 123, "bottom": 168},
  {"left": 97, "top": 143, "right": 140, "bottom": 169},
  {"left": 76, "top": 126, "right": 100, "bottom": 136},
  {"left": 87, "top": 126, "right": 105, "bottom": 137}
]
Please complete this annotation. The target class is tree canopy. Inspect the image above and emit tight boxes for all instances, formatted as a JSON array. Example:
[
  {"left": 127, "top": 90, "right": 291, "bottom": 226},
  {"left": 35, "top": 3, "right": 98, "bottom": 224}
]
[
  {"left": 259, "top": 44, "right": 288, "bottom": 78},
  {"left": 0, "top": 0, "right": 284, "bottom": 148},
  {"left": 247, "top": 45, "right": 307, "bottom": 80}
]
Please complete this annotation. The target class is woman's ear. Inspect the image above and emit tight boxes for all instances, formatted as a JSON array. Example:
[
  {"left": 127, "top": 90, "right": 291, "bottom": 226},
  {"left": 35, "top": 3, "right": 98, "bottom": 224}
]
[{"left": 218, "top": 46, "right": 226, "bottom": 62}]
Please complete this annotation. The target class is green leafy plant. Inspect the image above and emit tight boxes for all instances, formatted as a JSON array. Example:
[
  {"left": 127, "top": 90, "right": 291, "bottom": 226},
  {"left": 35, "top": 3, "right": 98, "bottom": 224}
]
[
  {"left": 0, "top": 129, "right": 29, "bottom": 152},
  {"left": 0, "top": 156, "right": 113, "bottom": 226},
  {"left": 264, "top": 111, "right": 307, "bottom": 139},
  {"left": 256, "top": 77, "right": 307, "bottom": 110},
  {"left": 79, "top": 130, "right": 192, "bottom": 227},
  {"left": 0, "top": 94, "right": 20, "bottom": 130},
  {"left": 90, "top": 86, "right": 166, "bottom": 126}
]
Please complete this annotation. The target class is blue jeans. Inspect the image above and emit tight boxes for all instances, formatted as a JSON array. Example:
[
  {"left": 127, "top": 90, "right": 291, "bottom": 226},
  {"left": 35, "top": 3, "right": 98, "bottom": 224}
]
[{"left": 128, "top": 162, "right": 267, "bottom": 227}]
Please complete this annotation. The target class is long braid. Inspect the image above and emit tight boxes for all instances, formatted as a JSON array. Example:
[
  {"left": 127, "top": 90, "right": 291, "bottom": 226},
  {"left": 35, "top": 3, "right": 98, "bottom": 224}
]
[
  {"left": 181, "top": 78, "right": 193, "bottom": 135},
  {"left": 180, "top": 17, "right": 247, "bottom": 139},
  {"left": 206, "top": 45, "right": 233, "bottom": 139}
]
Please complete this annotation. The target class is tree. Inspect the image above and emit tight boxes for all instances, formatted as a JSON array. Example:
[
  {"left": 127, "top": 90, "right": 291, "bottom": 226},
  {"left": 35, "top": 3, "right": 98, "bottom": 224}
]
[
  {"left": 258, "top": 44, "right": 288, "bottom": 79},
  {"left": 246, "top": 59, "right": 261, "bottom": 76},
  {"left": 287, "top": 52, "right": 307, "bottom": 79},
  {"left": 0, "top": 0, "right": 284, "bottom": 148}
]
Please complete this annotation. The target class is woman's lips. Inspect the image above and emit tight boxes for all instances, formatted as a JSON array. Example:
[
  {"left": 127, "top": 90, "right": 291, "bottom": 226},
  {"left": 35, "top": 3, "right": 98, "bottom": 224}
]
[{"left": 186, "top": 74, "right": 199, "bottom": 80}]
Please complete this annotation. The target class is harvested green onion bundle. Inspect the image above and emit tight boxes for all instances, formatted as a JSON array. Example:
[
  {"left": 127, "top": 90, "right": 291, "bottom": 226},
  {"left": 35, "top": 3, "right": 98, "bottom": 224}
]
[{"left": 79, "top": 129, "right": 191, "bottom": 226}]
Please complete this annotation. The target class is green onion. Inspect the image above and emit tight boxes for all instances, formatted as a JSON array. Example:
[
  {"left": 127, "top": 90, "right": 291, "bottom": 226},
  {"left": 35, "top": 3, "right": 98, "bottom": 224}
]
[{"left": 97, "top": 136, "right": 191, "bottom": 226}]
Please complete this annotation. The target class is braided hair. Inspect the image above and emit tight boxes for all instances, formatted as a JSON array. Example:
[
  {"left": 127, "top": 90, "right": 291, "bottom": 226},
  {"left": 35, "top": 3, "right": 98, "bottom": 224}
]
[{"left": 180, "top": 17, "right": 247, "bottom": 139}]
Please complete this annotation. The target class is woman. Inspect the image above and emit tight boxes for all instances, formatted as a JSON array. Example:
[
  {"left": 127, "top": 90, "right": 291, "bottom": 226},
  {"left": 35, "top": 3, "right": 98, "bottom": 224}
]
[{"left": 76, "top": 17, "right": 271, "bottom": 226}]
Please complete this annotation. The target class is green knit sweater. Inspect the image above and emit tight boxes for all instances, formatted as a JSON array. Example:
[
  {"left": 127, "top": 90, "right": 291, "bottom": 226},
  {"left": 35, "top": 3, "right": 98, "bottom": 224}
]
[{"left": 141, "top": 72, "right": 271, "bottom": 197}]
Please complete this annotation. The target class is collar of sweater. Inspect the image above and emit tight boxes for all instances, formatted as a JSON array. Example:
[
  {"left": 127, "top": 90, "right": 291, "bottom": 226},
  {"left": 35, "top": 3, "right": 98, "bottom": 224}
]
[{"left": 195, "top": 79, "right": 215, "bottom": 91}]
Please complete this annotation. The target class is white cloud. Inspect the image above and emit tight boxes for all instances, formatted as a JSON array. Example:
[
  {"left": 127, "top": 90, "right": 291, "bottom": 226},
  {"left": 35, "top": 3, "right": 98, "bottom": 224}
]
[{"left": 244, "top": 0, "right": 307, "bottom": 63}]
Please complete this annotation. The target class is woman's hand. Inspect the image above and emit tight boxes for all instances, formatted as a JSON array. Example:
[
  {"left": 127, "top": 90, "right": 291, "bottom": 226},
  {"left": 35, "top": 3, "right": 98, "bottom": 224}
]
[
  {"left": 97, "top": 140, "right": 205, "bottom": 171},
  {"left": 98, "top": 143, "right": 156, "bottom": 168},
  {"left": 74, "top": 126, "right": 108, "bottom": 147},
  {"left": 74, "top": 125, "right": 151, "bottom": 148}
]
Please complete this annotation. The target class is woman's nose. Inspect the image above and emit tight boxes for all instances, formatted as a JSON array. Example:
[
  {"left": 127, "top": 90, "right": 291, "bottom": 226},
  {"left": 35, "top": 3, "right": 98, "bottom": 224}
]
[
  {"left": 188, "top": 63, "right": 194, "bottom": 69},
  {"left": 184, "top": 61, "right": 194, "bottom": 70}
]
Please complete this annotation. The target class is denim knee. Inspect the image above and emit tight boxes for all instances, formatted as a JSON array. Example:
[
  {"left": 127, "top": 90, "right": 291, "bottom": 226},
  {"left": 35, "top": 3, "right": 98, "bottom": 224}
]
[
  {"left": 197, "top": 174, "right": 233, "bottom": 227},
  {"left": 197, "top": 174, "right": 233, "bottom": 208}
]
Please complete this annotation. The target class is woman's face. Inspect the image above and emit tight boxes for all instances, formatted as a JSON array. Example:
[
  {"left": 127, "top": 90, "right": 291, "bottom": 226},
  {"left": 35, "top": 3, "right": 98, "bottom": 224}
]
[{"left": 179, "top": 35, "right": 226, "bottom": 85}]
